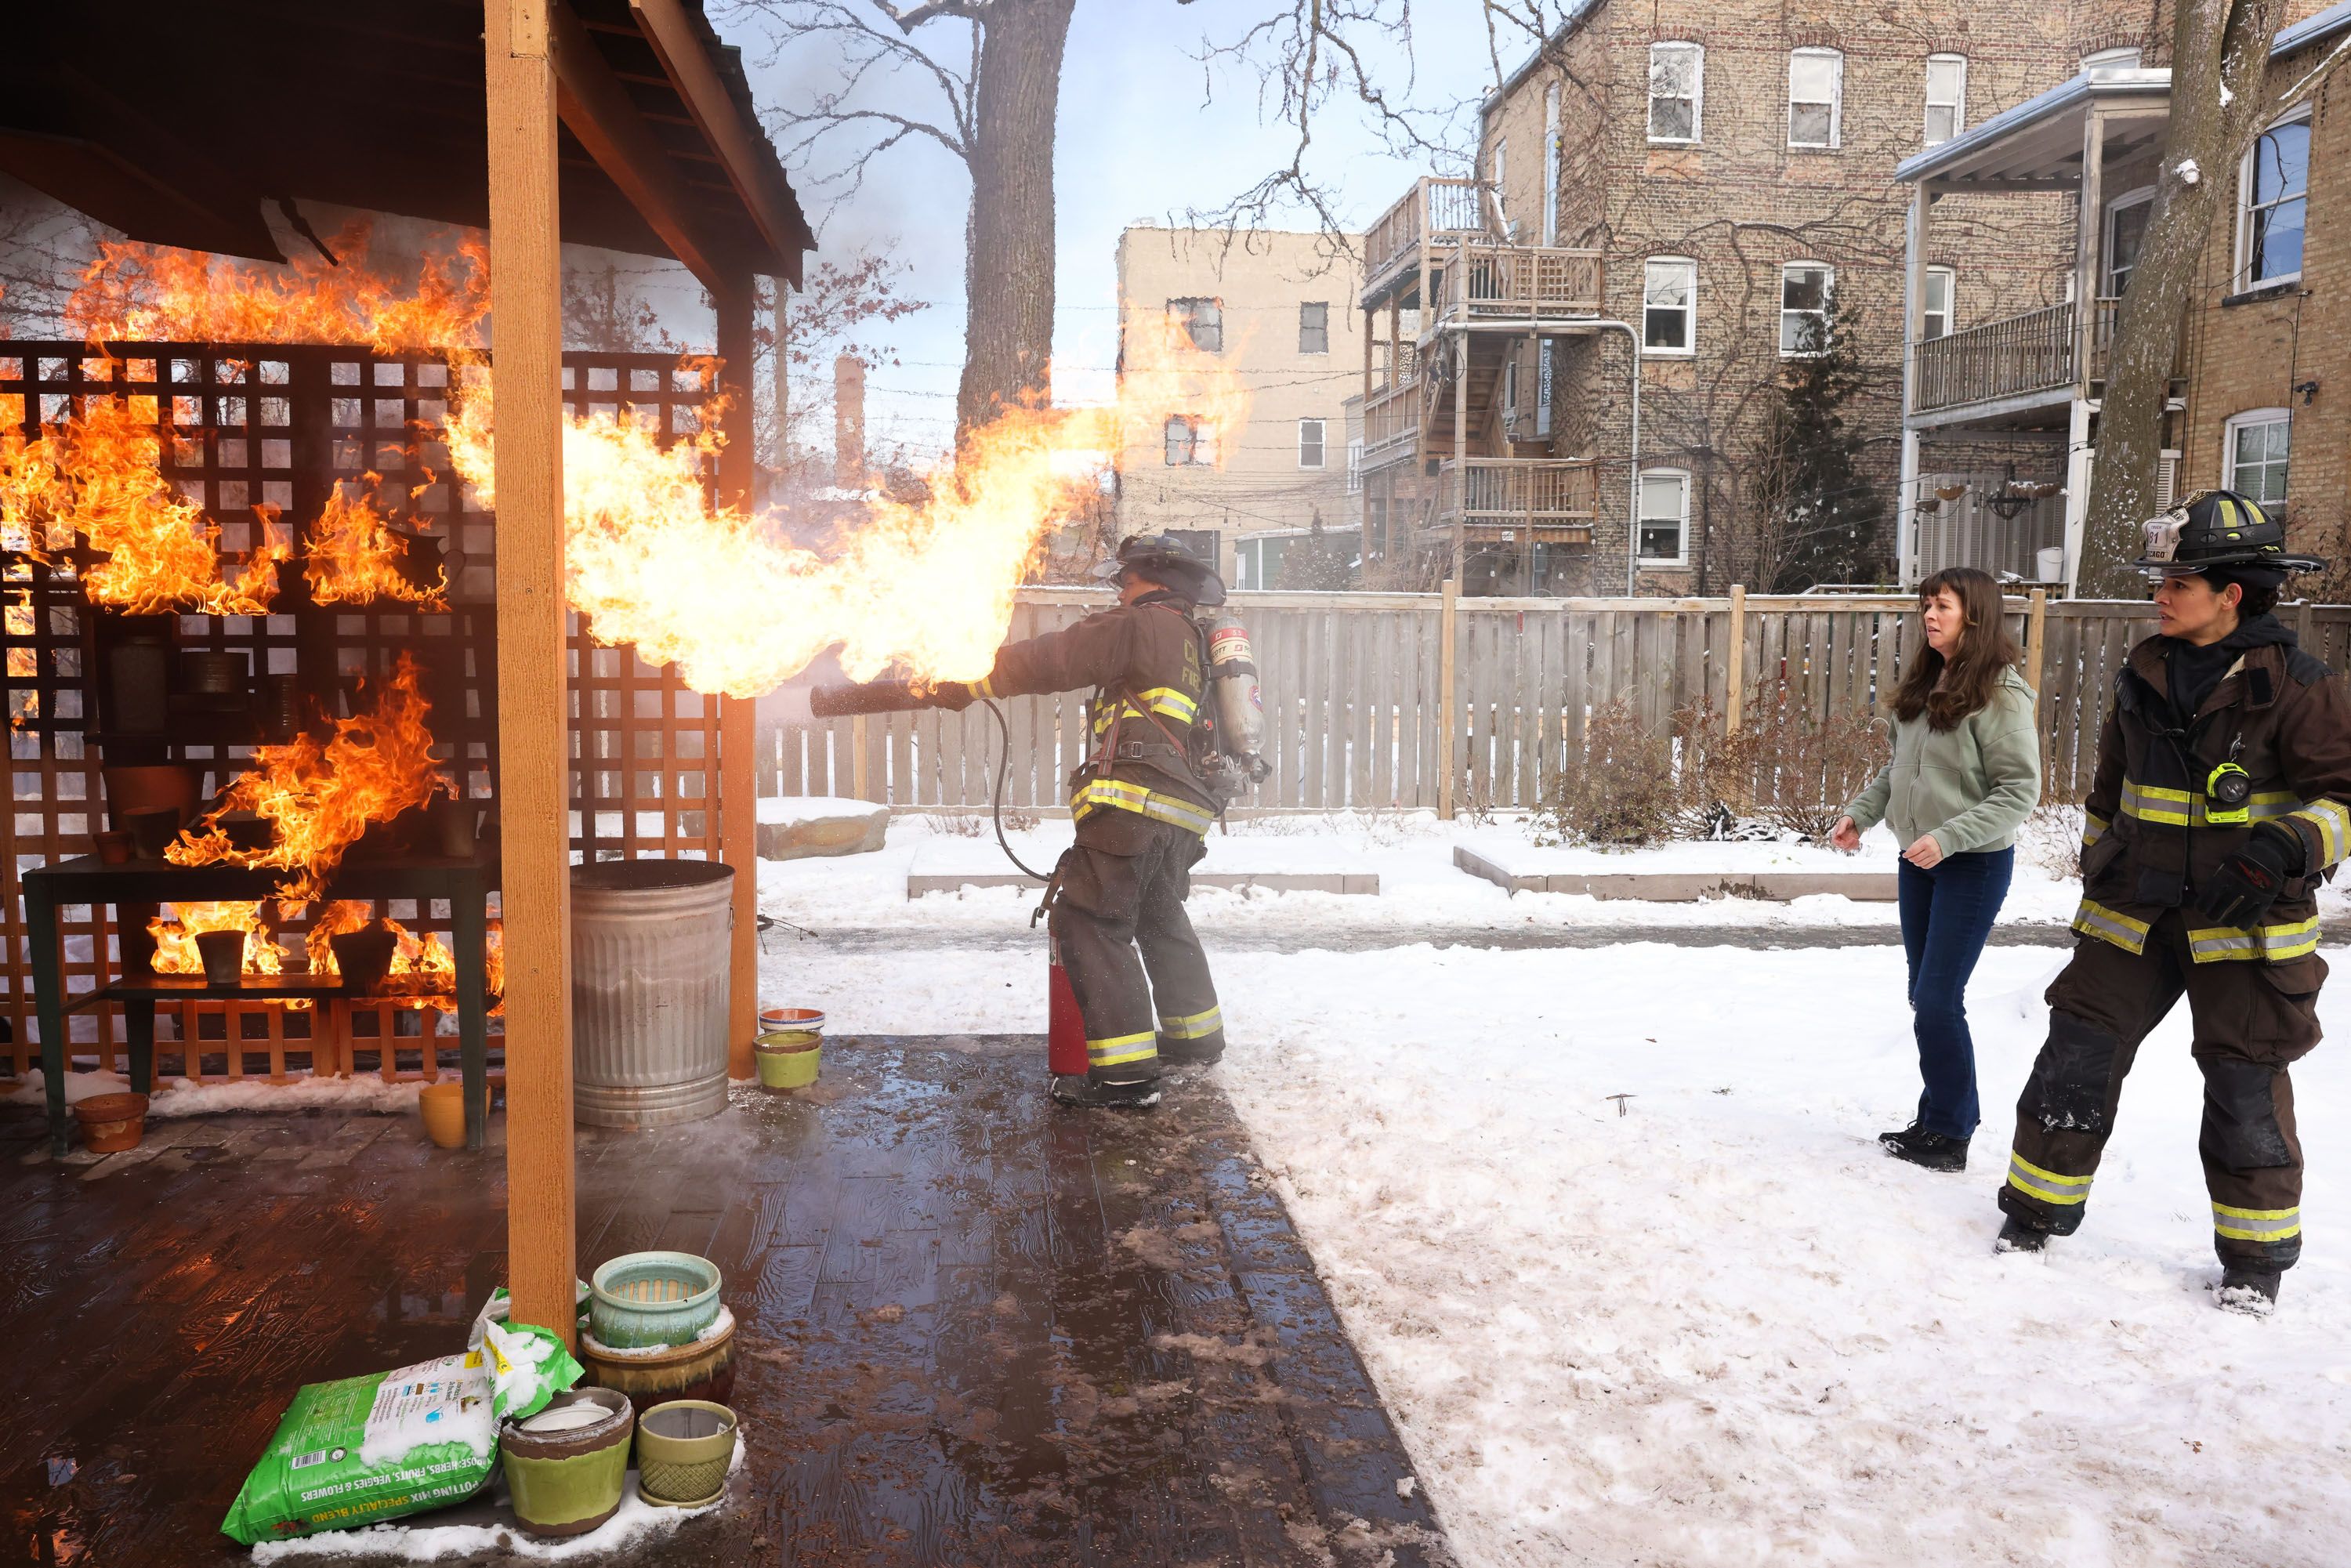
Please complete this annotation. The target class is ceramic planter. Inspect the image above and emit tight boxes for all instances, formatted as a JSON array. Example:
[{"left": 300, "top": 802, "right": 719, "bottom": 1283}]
[
  {"left": 580, "top": 1308, "right": 736, "bottom": 1418},
  {"left": 418, "top": 1081, "right": 467, "bottom": 1150},
  {"left": 633, "top": 1400, "right": 737, "bottom": 1508},
  {"left": 588, "top": 1252, "right": 721, "bottom": 1349},
  {"left": 754, "top": 1034, "right": 820, "bottom": 1091},
  {"left": 73, "top": 1092, "right": 149, "bottom": 1153},
  {"left": 499, "top": 1388, "right": 633, "bottom": 1537}
]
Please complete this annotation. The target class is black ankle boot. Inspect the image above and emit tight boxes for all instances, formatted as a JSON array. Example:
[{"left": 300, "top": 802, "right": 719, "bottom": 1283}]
[
  {"left": 1995, "top": 1216, "right": 2049, "bottom": 1254},
  {"left": 1049, "top": 1075, "right": 1161, "bottom": 1110},
  {"left": 1880, "top": 1124, "right": 1969, "bottom": 1172},
  {"left": 2215, "top": 1266, "right": 2282, "bottom": 1316}
]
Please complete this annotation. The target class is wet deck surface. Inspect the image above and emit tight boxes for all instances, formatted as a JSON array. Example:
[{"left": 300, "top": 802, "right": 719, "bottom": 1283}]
[{"left": 2, "top": 1037, "right": 1447, "bottom": 1566}]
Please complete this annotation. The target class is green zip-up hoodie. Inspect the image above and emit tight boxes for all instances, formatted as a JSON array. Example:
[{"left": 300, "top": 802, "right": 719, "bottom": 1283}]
[{"left": 1844, "top": 666, "right": 2043, "bottom": 856}]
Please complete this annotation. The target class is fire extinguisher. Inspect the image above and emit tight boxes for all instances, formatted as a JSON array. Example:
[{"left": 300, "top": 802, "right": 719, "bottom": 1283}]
[{"left": 1047, "top": 929, "right": 1090, "bottom": 1077}]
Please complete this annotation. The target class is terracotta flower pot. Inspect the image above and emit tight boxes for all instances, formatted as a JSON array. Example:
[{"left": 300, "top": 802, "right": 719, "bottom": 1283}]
[
  {"left": 102, "top": 762, "right": 198, "bottom": 831},
  {"left": 330, "top": 925, "right": 397, "bottom": 993},
  {"left": 122, "top": 806, "right": 181, "bottom": 859},
  {"left": 73, "top": 1092, "right": 149, "bottom": 1153},
  {"left": 194, "top": 929, "right": 246, "bottom": 987}
]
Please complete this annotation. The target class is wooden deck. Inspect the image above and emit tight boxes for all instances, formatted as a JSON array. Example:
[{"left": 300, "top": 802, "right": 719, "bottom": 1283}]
[{"left": 0, "top": 1038, "right": 1448, "bottom": 1566}]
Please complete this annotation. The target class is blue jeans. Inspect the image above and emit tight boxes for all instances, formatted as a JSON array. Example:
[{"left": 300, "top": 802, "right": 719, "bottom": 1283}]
[{"left": 1896, "top": 847, "right": 2013, "bottom": 1139}]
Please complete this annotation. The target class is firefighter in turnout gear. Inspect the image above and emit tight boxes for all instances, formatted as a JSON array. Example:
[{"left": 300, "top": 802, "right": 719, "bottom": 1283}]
[
  {"left": 802, "top": 533, "right": 1230, "bottom": 1109},
  {"left": 1997, "top": 491, "right": 2346, "bottom": 1313}
]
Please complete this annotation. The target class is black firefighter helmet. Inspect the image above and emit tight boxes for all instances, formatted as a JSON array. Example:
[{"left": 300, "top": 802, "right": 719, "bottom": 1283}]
[
  {"left": 1092, "top": 531, "right": 1228, "bottom": 607},
  {"left": 2135, "top": 488, "right": 2325, "bottom": 585}
]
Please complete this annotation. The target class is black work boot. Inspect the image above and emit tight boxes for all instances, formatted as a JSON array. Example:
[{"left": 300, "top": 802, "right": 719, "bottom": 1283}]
[
  {"left": 1157, "top": 1038, "right": 1224, "bottom": 1067},
  {"left": 1049, "top": 1075, "right": 1161, "bottom": 1110},
  {"left": 1995, "top": 1216, "right": 2049, "bottom": 1254},
  {"left": 2215, "top": 1266, "right": 2283, "bottom": 1316},
  {"left": 1880, "top": 1124, "right": 1969, "bottom": 1172}
]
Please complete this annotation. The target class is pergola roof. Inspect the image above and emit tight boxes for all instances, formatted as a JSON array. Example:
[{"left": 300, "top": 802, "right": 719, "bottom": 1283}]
[{"left": 0, "top": 0, "right": 812, "bottom": 288}]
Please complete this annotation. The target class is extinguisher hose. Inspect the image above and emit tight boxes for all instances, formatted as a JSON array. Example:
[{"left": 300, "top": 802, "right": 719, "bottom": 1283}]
[{"left": 984, "top": 697, "right": 1056, "bottom": 883}]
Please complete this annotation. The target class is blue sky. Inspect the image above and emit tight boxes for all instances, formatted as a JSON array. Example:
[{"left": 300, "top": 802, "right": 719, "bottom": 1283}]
[{"left": 732, "top": 0, "right": 1509, "bottom": 458}]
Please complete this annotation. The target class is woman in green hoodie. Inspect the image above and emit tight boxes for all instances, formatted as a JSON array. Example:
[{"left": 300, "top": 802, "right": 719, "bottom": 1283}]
[{"left": 1831, "top": 567, "right": 2042, "bottom": 1172}]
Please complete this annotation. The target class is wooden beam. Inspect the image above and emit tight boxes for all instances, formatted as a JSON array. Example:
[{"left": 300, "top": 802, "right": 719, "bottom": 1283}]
[
  {"left": 549, "top": 0, "right": 731, "bottom": 288},
  {"left": 629, "top": 0, "right": 806, "bottom": 275},
  {"left": 714, "top": 284, "right": 761, "bottom": 1081},
  {"left": 484, "top": 0, "right": 578, "bottom": 1350}
]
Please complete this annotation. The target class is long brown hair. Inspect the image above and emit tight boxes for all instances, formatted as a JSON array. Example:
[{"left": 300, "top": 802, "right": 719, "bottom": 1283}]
[{"left": 1893, "top": 567, "right": 2023, "bottom": 731}]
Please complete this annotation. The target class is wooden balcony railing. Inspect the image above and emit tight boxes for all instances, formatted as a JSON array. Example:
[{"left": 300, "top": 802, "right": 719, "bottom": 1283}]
[
  {"left": 1363, "top": 378, "right": 1421, "bottom": 462},
  {"left": 1912, "top": 301, "right": 2076, "bottom": 415},
  {"left": 1427, "top": 241, "right": 1604, "bottom": 324},
  {"left": 1438, "top": 457, "right": 1599, "bottom": 538},
  {"left": 1363, "top": 176, "right": 1486, "bottom": 300}
]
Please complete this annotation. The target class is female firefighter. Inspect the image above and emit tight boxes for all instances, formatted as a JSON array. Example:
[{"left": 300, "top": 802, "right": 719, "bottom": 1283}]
[
  {"left": 791, "top": 534, "right": 1233, "bottom": 1109},
  {"left": 1996, "top": 491, "right": 2346, "bottom": 1314}
]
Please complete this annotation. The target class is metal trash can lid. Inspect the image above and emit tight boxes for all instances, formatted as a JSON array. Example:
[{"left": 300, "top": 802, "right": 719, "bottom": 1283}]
[{"left": 571, "top": 858, "right": 736, "bottom": 893}]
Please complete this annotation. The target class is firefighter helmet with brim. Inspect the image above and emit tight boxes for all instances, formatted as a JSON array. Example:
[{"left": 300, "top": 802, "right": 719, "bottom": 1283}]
[
  {"left": 2134, "top": 489, "right": 2325, "bottom": 578},
  {"left": 1092, "top": 531, "right": 1228, "bottom": 606}
]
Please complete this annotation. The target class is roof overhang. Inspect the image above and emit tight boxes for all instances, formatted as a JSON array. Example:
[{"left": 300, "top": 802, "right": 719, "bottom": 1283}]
[
  {"left": 0, "top": 0, "right": 812, "bottom": 288},
  {"left": 1896, "top": 71, "right": 2172, "bottom": 191}
]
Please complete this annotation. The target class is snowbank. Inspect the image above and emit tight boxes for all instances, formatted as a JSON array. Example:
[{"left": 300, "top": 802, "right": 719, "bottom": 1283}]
[{"left": 5, "top": 1069, "right": 422, "bottom": 1117}]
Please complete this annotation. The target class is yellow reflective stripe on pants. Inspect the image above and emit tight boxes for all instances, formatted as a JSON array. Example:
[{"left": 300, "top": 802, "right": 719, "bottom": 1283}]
[
  {"left": 2213, "top": 1202, "right": 2301, "bottom": 1242},
  {"left": 1070, "top": 778, "right": 1215, "bottom": 835},
  {"left": 2008, "top": 1151, "right": 2093, "bottom": 1206},
  {"left": 2072, "top": 899, "right": 2150, "bottom": 954},
  {"left": 2185, "top": 915, "right": 2321, "bottom": 964},
  {"left": 1158, "top": 1005, "right": 1222, "bottom": 1039},
  {"left": 1133, "top": 686, "right": 1198, "bottom": 722},
  {"left": 2288, "top": 798, "right": 2351, "bottom": 867},
  {"left": 2082, "top": 813, "right": 2110, "bottom": 849},
  {"left": 1087, "top": 1030, "right": 1157, "bottom": 1069}
]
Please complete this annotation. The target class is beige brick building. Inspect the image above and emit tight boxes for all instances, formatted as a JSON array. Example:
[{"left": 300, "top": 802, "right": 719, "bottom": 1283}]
[
  {"left": 1112, "top": 227, "right": 1362, "bottom": 588},
  {"left": 1900, "top": 1, "right": 2351, "bottom": 589},
  {"left": 1359, "top": 0, "right": 2215, "bottom": 596}
]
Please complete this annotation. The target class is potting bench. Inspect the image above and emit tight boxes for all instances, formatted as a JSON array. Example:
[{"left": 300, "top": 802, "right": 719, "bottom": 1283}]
[{"left": 24, "top": 850, "right": 499, "bottom": 1156}]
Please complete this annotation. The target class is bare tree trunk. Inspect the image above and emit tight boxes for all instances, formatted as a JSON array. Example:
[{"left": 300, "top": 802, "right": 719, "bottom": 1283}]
[
  {"left": 2079, "top": 0, "right": 2288, "bottom": 593},
  {"left": 956, "top": 0, "right": 1076, "bottom": 442}
]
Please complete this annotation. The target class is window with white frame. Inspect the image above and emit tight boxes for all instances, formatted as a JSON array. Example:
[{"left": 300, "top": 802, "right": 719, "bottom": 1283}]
[
  {"left": 1922, "top": 266, "right": 1954, "bottom": 339},
  {"left": 1543, "top": 82, "right": 1563, "bottom": 244},
  {"left": 2225, "top": 410, "right": 2290, "bottom": 506},
  {"left": 1299, "top": 301, "right": 1330, "bottom": 354},
  {"left": 2106, "top": 187, "right": 2154, "bottom": 295},
  {"left": 2238, "top": 112, "right": 2310, "bottom": 289},
  {"left": 1780, "top": 262, "right": 1834, "bottom": 354},
  {"left": 1164, "top": 415, "right": 1213, "bottom": 465},
  {"left": 1489, "top": 137, "right": 1510, "bottom": 230},
  {"left": 1168, "top": 297, "right": 1223, "bottom": 353},
  {"left": 1644, "top": 257, "right": 1696, "bottom": 353},
  {"left": 1788, "top": 48, "right": 1842, "bottom": 148},
  {"left": 1298, "top": 418, "right": 1327, "bottom": 469},
  {"left": 1639, "top": 469, "right": 1690, "bottom": 563},
  {"left": 1924, "top": 55, "right": 1966, "bottom": 145},
  {"left": 1649, "top": 42, "right": 1702, "bottom": 143}
]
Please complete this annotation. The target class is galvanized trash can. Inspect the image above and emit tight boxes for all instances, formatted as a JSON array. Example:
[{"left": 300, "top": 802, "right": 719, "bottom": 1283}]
[{"left": 571, "top": 859, "right": 736, "bottom": 1128}]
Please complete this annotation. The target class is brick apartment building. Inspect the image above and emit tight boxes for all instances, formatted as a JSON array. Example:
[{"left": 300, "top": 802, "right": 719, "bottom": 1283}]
[
  {"left": 1112, "top": 226, "right": 1361, "bottom": 588},
  {"left": 1899, "top": 0, "right": 2351, "bottom": 591},
  {"left": 1358, "top": 0, "right": 2211, "bottom": 596}
]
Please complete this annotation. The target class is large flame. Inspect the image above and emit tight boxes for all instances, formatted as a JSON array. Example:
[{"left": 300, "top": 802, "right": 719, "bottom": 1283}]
[
  {"left": 306, "top": 483, "right": 449, "bottom": 608},
  {"left": 445, "top": 315, "right": 1248, "bottom": 694},
  {"left": 68, "top": 226, "right": 490, "bottom": 353},
  {"left": 168, "top": 654, "right": 450, "bottom": 900},
  {"left": 0, "top": 398, "right": 288, "bottom": 615},
  {"left": 305, "top": 900, "right": 466, "bottom": 1009},
  {"left": 147, "top": 900, "right": 284, "bottom": 977}
]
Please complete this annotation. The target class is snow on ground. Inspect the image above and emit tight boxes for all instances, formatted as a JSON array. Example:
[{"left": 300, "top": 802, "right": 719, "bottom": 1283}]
[
  {"left": 759, "top": 926, "right": 2351, "bottom": 1566},
  {"left": 759, "top": 810, "right": 2097, "bottom": 940},
  {"left": 5, "top": 1068, "right": 422, "bottom": 1115}
]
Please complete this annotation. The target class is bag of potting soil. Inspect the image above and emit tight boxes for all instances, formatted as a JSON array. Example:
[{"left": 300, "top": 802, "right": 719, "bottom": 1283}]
[{"left": 219, "top": 1316, "right": 584, "bottom": 1544}]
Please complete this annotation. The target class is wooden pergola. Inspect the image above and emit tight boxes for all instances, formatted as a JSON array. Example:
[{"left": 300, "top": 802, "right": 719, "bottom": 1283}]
[{"left": 2, "top": 0, "right": 813, "bottom": 1345}]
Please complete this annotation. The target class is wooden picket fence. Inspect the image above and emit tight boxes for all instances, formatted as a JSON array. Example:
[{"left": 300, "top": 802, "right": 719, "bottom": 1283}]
[{"left": 756, "top": 587, "right": 2351, "bottom": 816}]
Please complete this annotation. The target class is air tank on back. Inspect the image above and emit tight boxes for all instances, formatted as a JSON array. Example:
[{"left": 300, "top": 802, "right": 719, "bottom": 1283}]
[{"left": 1203, "top": 610, "right": 1269, "bottom": 784}]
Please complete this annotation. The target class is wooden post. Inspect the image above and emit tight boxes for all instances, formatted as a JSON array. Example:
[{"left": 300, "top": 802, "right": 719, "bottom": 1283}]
[
  {"left": 1438, "top": 577, "right": 1460, "bottom": 820},
  {"left": 1725, "top": 583, "right": 1747, "bottom": 732},
  {"left": 484, "top": 0, "right": 576, "bottom": 1349},
  {"left": 1451, "top": 332, "right": 1468, "bottom": 583},
  {"left": 2026, "top": 587, "right": 2049, "bottom": 707},
  {"left": 715, "top": 284, "right": 760, "bottom": 1081},
  {"left": 1362, "top": 306, "right": 1375, "bottom": 400},
  {"left": 852, "top": 713, "right": 872, "bottom": 800}
]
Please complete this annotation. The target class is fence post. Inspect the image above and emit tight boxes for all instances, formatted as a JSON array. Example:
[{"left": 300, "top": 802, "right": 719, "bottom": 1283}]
[
  {"left": 1725, "top": 584, "right": 1747, "bottom": 733},
  {"left": 852, "top": 714, "right": 872, "bottom": 801},
  {"left": 1439, "top": 578, "right": 1460, "bottom": 820},
  {"left": 2026, "top": 588, "right": 2048, "bottom": 708}
]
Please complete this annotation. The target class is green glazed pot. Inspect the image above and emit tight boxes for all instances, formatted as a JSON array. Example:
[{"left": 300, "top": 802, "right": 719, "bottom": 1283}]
[
  {"left": 588, "top": 1251, "right": 722, "bottom": 1349},
  {"left": 755, "top": 1034, "right": 820, "bottom": 1091},
  {"left": 634, "top": 1400, "right": 737, "bottom": 1508},
  {"left": 500, "top": 1389, "right": 633, "bottom": 1537}
]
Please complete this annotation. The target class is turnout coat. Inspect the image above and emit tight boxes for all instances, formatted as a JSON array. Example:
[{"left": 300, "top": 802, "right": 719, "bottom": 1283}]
[{"left": 2075, "top": 620, "right": 2351, "bottom": 971}]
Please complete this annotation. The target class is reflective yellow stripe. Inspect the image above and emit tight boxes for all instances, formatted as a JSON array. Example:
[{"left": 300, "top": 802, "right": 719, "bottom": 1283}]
[
  {"left": 1087, "top": 1030, "right": 1158, "bottom": 1067},
  {"left": 2117, "top": 781, "right": 2302, "bottom": 829},
  {"left": 1070, "top": 777, "right": 1215, "bottom": 835},
  {"left": 976, "top": 675, "right": 998, "bottom": 698},
  {"left": 2186, "top": 915, "right": 2321, "bottom": 964},
  {"left": 1134, "top": 686, "right": 1198, "bottom": 722},
  {"left": 2213, "top": 1202, "right": 2301, "bottom": 1242},
  {"left": 2082, "top": 812, "right": 2110, "bottom": 849},
  {"left": 2007, "top": 1151, "right": 2094, "bottom": 1206},
  {"left": 1158, "top": 1005, "right": 1223, "bottom": 1039},
  {"left": 2072, "top": 899, "right": 2150, "bottom": 954},
  {"left": 2288, "top": 798, "right": 2351, "bottom": 867}
]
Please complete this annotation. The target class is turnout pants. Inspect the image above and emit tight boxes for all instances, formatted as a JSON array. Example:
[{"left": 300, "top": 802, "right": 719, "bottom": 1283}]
[
  {"left": 1049, "top": 817, "right": 1225, "bottom": 1085},
  {"left": 2000, "top": 911, "right": 2321, "bottom": 1269}
]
